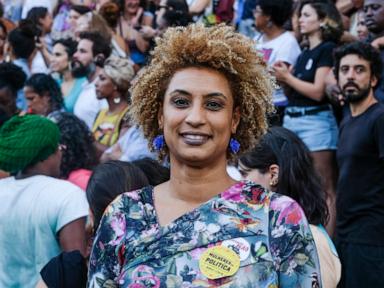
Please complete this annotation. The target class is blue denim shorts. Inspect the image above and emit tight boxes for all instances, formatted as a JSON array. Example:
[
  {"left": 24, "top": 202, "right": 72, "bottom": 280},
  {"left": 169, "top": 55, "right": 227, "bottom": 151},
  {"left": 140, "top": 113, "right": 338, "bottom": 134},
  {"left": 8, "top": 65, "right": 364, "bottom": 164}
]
[{"left": 283, "top": 105, "right": 338, "bottom": 152}]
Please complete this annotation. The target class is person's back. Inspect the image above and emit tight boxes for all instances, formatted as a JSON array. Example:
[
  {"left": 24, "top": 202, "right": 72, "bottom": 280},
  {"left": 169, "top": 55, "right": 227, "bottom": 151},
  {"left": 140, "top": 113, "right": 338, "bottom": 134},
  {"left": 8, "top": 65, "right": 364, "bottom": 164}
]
[
  {"left": 0, "top": 115, "right": 89, "bottom": 287},
  {"left": 0, "top": 175, "right": 88, "bottom": 287}
]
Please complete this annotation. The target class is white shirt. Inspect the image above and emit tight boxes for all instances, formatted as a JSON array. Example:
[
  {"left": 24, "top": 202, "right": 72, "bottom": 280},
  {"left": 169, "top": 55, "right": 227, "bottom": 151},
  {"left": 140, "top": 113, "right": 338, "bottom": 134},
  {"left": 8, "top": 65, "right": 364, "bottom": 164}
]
[
  {"left": 255, "top": 31, "right": 301, "bottom": 105},
  {"left": 31, "top": 51, "right": 49, "bottom": 74},
  {"left": 0, "top": 175, "right": 89, "bottom": 287},
  {"left": 74, "top": 79, "right": 108, "bottom": 129}
]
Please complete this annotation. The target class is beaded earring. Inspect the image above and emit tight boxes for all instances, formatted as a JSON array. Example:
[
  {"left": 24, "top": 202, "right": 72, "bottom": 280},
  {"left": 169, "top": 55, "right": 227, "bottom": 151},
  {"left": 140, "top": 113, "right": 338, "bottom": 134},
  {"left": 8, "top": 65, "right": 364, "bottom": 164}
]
[
  {"left": 229, "top": 138, "right": 240, "bottom": 154},
  {"left": 153, "top": 135, "right": 165, "bottom": 151}
]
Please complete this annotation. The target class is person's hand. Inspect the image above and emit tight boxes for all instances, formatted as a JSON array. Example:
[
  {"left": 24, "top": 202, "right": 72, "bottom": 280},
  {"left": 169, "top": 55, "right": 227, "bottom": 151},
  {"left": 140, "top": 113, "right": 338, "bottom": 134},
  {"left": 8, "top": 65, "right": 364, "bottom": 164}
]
[
  {"left": 272, "top": 61, "right": 291, "bottom": 83},
  {"left": 132, "top": 7, "right": 144, "bottom": 27},
  {"left": 326, "top": 83, "right": 345, "bottom": 106},
  {"left": 371, "top": 36, "right": 384, "bottom": 49},
  {"left": 34, "top": 36, "right": 46, "bottom": 50},
  {"left": 139, "top": 25, "right": 158, "bottom": 40}
]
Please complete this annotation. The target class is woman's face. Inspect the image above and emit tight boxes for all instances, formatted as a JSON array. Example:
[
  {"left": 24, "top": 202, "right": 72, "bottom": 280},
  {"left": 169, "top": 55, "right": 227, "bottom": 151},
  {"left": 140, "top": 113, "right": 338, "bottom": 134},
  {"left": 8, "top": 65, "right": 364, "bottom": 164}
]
[
  {"left": 125, "top": 0, "right": 140, "bottom": 14},
  {"left": 159, "top": 67, "right": 240, "bottom": 167},
  {"left": 95, "top": 70, "right": 116, "bottom": 100},
  {"left": 24, "top": 86, "right": 50, "bottom": 116},
  {"left": 357, "top": 11, "right": 369, "bottom": 41},
  {"left": 51, "top": 43, "right": 69, "bottom": 73},
  {"left": 299, "top": 4, "right": 321, "bottom": 36},
  {"left": 68, "top": 9, "right": 81, "bottom": 31},
  {"left": 40, "top": 12, "right": 53, "bottom": 33},
  {"left": 253, "top": 5, "right": 269, "bottom": 31}
]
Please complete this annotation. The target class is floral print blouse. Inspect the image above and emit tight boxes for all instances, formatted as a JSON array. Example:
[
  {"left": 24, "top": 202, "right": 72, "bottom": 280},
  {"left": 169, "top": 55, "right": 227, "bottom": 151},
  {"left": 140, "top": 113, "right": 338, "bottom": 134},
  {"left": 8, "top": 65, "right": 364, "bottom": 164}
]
[{"left": 88, "top": 181, "right": 321, "bottom": 287}]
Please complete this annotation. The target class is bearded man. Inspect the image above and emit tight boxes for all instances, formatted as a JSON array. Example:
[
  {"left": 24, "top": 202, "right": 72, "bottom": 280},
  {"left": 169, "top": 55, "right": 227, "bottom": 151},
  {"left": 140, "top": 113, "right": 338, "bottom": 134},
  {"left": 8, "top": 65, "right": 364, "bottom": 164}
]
[{"left": 334, "top": 41, "right": 384, "bottom": 288}]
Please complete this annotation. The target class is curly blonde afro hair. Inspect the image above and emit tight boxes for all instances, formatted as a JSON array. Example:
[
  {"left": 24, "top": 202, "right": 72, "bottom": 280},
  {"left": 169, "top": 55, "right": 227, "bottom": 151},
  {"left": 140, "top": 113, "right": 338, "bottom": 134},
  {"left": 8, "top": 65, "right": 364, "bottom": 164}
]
[{"left": 130, "top": 23, "right": 274, "bottom": 160}]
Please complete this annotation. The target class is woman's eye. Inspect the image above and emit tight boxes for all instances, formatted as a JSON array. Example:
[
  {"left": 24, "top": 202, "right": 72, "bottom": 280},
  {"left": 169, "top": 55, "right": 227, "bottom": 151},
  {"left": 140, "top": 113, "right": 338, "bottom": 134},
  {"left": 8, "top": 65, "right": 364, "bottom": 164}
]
[
  {"left": 206, "top": 101, "right": 222, "bottom": 110},
  {"left": 173, "top": 98, "right": 189, "bottom": 107}
]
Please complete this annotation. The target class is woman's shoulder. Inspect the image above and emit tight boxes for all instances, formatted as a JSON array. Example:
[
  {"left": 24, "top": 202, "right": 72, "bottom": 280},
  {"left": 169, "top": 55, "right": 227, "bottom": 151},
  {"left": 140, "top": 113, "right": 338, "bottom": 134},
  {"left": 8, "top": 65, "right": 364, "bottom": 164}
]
[
  {"left": 106, "top": 185, "right": 154, "bottom": 214},
  {"left": 318, "top": 41, "right": 337, "bottom": 51}
]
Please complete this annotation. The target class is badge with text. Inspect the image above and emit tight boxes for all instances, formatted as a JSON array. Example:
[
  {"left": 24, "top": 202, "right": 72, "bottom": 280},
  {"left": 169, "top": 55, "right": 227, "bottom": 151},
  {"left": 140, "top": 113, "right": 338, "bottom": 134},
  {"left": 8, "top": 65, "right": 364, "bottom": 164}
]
[
  {"left": 222, "top": 238, "right": 251, "bottom": 261},
  {"left": 199, "top": 246, "right": 240, "bottom": 280}
]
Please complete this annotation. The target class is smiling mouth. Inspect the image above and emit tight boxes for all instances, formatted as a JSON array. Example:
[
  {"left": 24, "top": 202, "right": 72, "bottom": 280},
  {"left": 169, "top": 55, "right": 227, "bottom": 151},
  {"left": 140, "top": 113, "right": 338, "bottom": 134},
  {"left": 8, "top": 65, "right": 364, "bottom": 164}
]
[{"left": 180, "top": 133, "right": 210, "bottom": 146}]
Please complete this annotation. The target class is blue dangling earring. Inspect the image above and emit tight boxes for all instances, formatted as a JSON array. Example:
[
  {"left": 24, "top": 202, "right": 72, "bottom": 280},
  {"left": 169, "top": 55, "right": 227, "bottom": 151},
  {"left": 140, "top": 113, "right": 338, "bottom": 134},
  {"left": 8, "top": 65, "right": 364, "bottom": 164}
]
[
  {"left": 153, "top": 135, "right": 165, "bottom": 151},
  {"left": 229, "top": 138, "right": 240, "bottom": 154}
]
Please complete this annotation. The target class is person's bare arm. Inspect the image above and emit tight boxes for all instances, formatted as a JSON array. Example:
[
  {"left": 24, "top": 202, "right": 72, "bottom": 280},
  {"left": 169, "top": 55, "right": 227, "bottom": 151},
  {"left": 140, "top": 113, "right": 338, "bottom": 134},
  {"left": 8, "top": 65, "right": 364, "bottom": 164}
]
[
  {"left": 58, "top": 217, "right": 87, "bottom": 256},
  {"left": 189, "top": 0, "right": 210, "bottom": 15},
  {"left": 273, "top": 61, "right": 331, "bottom": 102}
]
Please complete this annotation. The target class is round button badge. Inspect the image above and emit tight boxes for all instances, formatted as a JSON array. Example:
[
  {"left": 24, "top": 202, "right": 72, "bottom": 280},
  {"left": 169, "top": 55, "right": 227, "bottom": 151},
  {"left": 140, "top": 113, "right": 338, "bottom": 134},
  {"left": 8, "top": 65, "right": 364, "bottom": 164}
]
[{"left": 199, "top": 246, "right": 240, "bottom": 280}]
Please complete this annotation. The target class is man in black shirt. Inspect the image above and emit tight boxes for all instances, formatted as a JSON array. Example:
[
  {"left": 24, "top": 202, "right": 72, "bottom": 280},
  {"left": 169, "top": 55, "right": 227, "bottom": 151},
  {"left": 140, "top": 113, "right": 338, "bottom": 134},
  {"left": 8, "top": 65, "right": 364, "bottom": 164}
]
[
  {"left": 364, "top": 0, "right": 384, "bottom": 102},
  {"left": 334, "top": 42, "right": 384, "bottom": 287}
]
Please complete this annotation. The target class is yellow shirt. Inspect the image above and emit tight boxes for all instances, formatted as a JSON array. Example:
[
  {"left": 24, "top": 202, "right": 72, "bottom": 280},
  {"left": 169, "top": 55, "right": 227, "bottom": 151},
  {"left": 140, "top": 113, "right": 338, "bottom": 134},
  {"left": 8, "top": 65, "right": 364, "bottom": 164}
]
[{"left": 92, "top": 106, "right": 129, "bottom": 147}]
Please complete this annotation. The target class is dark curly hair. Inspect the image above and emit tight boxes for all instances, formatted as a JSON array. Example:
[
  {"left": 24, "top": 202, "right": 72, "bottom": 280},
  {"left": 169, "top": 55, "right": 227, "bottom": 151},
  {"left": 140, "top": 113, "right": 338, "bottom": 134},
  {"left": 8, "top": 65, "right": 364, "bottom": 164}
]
[
  {"left": 239, "top": 127, "right": 329, "bottom": 226},
  {"left": 53, "top": 38, "right": 78, "bottom": 58},
  {"left": 24, "top": 74, "right": 64, "bottom": 112},
  {"left": 299, "top": 0, "right": 343, "bottom": 43},
  {"left": 49, "top": 112, "right": 98, "bottom": 179},
  {"left": 259, "top": 0, "right": 293, "bottom": 27},
  {"left": 0, "top": 62, "right": 27, "bottom": 116},
  {"left": 0, "top": 62, "right": 27, "bottom": 95},
  {"left": 333, "top": 41, "right": 382, "bottom": 84}
]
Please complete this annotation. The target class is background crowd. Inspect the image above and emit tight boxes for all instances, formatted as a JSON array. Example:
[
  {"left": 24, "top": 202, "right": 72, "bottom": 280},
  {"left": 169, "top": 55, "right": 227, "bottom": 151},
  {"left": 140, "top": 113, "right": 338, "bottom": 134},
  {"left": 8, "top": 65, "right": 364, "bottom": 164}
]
[{"left": 0, "top": 0, "right": 383, "bottom": 287}]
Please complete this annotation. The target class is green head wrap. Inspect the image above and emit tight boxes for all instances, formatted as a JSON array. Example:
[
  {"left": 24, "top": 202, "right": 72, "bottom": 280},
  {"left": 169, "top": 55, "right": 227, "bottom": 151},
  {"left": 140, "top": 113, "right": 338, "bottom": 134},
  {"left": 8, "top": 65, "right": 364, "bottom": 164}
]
[{"left": 0, "top": 115, "right": 60, "bottom": 173}]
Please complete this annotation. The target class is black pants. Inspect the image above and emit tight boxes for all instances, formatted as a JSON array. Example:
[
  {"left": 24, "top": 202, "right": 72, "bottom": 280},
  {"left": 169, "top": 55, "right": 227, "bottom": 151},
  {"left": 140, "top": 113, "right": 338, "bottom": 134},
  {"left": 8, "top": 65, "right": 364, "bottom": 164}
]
[{"left": 335, "top": 241, "right": 384, "bottom": 288}]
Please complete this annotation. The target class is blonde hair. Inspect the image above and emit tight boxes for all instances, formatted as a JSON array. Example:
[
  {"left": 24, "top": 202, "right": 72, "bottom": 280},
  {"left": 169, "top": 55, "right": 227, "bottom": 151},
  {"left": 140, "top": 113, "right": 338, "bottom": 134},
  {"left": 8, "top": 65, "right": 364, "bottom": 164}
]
[{"left": 130, "top": 23, "right": 274, "bottom": 160}]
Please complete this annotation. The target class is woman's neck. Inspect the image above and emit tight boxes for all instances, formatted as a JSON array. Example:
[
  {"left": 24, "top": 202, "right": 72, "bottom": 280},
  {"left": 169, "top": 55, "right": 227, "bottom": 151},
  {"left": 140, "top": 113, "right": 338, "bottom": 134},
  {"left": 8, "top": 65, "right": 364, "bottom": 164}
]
[
  {"left": 166, "top": 157, "right": 236, "bottom": 204},
  {"left": 107, "top": 95, "right": 128, "bottom": 114},
  {"left": 62, "top": 69, "right": 73, "bottom": 82},
  {"left": 263, "top": 26, "right": 285, "bottom": 41},
  {"left": 307, "top": 32, "right": 322, "bottom": 49},
  {"left": 123, "top": 11, "right": 135, "bottom": 22}
]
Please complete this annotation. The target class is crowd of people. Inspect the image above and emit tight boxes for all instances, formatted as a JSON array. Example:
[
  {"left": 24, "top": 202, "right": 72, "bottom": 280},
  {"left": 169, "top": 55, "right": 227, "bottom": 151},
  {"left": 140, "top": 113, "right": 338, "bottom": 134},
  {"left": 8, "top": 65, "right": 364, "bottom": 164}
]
[{"left": 0, "top": 0, "right": 383, "bottom": 287}]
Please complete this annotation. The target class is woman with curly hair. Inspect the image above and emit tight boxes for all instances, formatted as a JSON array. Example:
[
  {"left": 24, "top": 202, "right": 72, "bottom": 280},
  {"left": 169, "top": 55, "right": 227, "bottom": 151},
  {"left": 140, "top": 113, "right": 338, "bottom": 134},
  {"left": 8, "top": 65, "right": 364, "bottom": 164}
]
[
  {"left": 88, "top": 23, "right": 322, "bottom": 287},
  {"left": 273, "top": 0, "right": 343, "bottom": 236},
  {"left": 49, "top": 112, "right": 98, "bottom": 191},
  {"left": 24, "top": 73, "right": 64, "bottom": 117}
]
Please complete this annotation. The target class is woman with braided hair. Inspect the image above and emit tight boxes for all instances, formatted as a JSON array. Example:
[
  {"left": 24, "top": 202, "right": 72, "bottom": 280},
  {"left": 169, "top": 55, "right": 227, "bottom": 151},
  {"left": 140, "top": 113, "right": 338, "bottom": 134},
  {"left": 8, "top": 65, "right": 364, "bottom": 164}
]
[
  {"left": 88, "top": 24, "right": 322, "bottom": 287},
  {"left": 92, "top": 55, "right": 135, "bottom": 156}
]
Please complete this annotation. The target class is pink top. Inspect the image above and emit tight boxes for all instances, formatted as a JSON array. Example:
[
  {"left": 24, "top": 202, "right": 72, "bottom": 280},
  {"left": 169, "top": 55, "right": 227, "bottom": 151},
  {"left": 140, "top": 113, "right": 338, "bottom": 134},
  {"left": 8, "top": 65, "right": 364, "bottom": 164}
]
[{"left": 67, "top": 169, "right": 92, "bottom": 191}]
